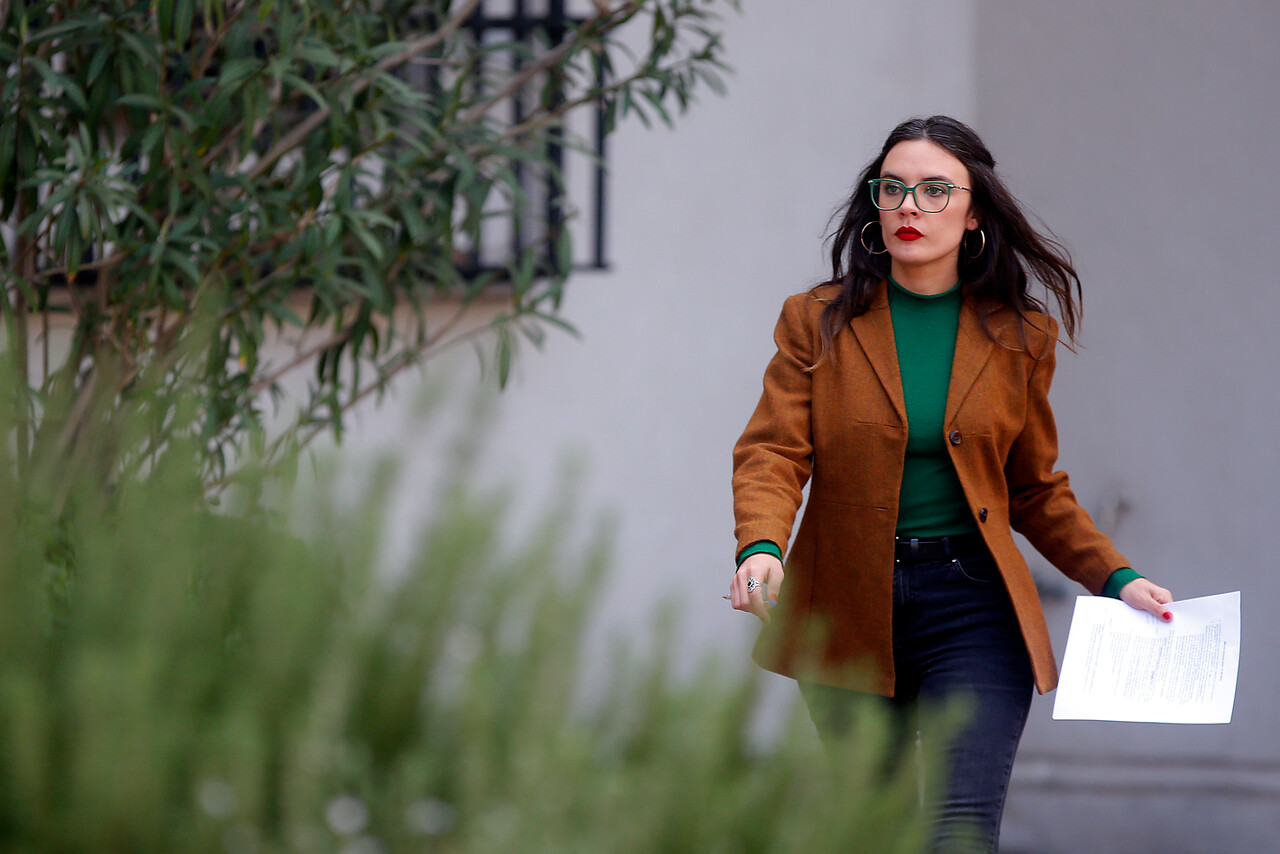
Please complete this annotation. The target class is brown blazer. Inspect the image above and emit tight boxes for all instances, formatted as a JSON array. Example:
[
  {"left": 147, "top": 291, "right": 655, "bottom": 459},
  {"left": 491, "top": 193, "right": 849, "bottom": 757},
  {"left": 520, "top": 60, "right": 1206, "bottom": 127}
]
[{"left": 732, "top": 282, "right": 1128, "bottom": 696}]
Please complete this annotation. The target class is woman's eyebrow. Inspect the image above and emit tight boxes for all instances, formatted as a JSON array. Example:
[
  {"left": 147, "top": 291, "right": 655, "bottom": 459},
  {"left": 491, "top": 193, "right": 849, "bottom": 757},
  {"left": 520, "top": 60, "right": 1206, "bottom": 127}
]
[{"left": 879, "top": 171, "right": 955, "bottom": 183}]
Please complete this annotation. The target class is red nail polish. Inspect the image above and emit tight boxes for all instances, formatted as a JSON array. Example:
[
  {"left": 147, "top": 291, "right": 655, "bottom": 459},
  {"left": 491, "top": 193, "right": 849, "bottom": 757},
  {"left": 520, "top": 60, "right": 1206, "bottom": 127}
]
[{"left": 1162, "top": 611, "right": 1172, "bottom": 620}]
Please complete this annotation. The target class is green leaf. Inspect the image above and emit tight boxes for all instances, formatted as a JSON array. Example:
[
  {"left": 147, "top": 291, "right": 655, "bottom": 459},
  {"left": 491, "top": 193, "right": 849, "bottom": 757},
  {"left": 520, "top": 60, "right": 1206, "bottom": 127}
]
[
  {"left": 29, "top": 17, "right": 96, "bottom": 42},
  {"left": 174, "top": 0, "right": 194, "bottom": 45},
  {"left": 324, "top": 216, "right": 342, "bottom": 246},
  {"left": 216, "top": 58, "right": 262, "bottom": 94},
  {"left": 119, "top": 30, "right": 161, "bottom": 68},
  {"left": 0, "top": 120, "right": 15, "bottom": 196},
  {"left": 294, "top": 40, "right": 342, "bottom": 69},
  {"left": 87, "top": 42, "right": 113, "bottom": 87},
  {"left": 30, "top": 57, "right": 89, "bottom": 111},
  {"left": 163, "top": 249, "right": 203, "bottom": 286},
  {"left": 65, "top": 224, "right": 83, "bottom": 277},
  {"left": 160, "top": 273, "right": 184, "bottom": 306},
  {"left": 53, "top": 206, "right": 74, "bottom": 258},
  {"left": 156, "top": 0, "right": 174, "bottom": 39},
  {"left": 118, "top": 93, "right": 166, "bottom": 111},
  {"left": 138, "top": 121, "right": 165, "bottom": 159},
  {"left": 495, "top": 326, "right": 513, "bottom": 388},
  {"left": 555, "top": 227, "right": 573, "bottom": 274},
  {"left": 167, "top": 104, "right": 198, "bottom": 131},
  {"left": 76, "top": 197, "right": 95, "bottom": 240},
  {"left": 263, "top": 301, "right": 304, "bottom": 327},
  {"left": 396, "top": 199, "right": 429, "bottom": 246},
  {"left": 281, "top": 72, "right": 326, "bottom": 109},
  {"left": 528, "top": 309, "right": 580, "bottom": 339}
]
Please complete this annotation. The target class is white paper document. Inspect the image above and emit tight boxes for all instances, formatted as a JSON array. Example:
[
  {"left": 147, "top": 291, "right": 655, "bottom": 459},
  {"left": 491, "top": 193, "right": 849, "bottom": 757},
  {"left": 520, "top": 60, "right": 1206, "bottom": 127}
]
[{"left": 1052, "top": 591, "right": 1240, "bottom": 724}]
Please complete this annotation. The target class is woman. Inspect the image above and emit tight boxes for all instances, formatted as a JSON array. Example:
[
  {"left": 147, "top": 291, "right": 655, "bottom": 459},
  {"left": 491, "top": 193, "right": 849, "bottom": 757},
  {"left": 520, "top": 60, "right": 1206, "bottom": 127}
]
[{"left": 728, "top": 116, "right": 1173, "bottom": 852}]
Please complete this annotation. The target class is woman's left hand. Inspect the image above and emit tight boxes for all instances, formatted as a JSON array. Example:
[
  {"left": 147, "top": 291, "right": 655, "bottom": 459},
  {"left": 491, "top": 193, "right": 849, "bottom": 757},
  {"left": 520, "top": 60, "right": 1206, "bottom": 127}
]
[{"left": 1118, "top": 578, "right": 1175, "bottom": 622}]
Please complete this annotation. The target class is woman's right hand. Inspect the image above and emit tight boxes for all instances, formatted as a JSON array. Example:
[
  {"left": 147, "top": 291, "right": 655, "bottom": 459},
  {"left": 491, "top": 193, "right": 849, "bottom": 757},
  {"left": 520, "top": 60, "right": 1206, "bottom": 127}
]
[
  {"left": 730, "top": 554, "right": 784, "bottom": 624},
  {"left": 1118, "top": 577, "right": 1175, "bottom": 622}
]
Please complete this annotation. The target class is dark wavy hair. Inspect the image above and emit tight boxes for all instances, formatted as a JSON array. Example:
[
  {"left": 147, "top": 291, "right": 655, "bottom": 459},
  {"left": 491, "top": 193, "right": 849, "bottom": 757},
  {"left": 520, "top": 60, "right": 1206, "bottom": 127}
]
[{"left": 815, "top": 115, "right": 1081, "bottom": 363}]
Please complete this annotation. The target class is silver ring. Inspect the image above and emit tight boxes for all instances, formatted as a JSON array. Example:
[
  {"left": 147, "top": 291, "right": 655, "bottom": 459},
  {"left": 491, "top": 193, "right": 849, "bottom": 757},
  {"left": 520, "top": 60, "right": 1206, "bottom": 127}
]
[{"left": 746, "top": 577, "right": 762, "bottom": 593}]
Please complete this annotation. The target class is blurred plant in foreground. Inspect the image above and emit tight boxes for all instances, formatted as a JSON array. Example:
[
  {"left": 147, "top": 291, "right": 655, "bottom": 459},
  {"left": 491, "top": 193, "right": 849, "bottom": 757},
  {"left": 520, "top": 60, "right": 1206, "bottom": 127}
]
[{"left": 0, "top": 387, "right": 952, "bottom": 853}]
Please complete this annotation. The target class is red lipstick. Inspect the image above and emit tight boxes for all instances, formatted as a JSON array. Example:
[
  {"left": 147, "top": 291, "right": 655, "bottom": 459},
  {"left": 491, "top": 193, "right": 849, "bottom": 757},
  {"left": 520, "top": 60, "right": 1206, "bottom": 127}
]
[{"left": 895, "top": 226, "right": 922, "bottom": 241}]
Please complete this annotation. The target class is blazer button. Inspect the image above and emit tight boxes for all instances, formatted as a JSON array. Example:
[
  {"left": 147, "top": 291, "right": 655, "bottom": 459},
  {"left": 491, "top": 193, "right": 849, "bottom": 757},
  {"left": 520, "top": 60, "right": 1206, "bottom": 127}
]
[
  {"left": 979, "top": 507, "right": 989, "bottom": 523},
  {"left": 948, "top": 430, "right": 962, "bottom": 446}
]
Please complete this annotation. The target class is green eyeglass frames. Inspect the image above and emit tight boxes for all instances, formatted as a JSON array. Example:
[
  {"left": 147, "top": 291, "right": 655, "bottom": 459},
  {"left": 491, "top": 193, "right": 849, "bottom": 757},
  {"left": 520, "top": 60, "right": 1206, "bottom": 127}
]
[{"left": 868, "top": 178, "right": 972, "bottom": 213}]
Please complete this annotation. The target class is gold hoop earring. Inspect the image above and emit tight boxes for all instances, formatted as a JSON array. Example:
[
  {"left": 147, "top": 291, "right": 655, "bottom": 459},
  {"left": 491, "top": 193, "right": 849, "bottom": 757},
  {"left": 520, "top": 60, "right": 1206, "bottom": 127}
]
[
  {"left": 860, "top": 221, "right": 888, "bottom": 255},
  {"left": 966, "top": 228, "right": 986, "bottom": 259}
]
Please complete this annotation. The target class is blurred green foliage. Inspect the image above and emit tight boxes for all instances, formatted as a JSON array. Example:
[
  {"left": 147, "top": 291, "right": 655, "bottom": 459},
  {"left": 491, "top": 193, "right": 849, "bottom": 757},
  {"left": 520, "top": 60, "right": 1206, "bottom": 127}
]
[{"left": 0, "top": 382, "right": 949, "bottom": 853}]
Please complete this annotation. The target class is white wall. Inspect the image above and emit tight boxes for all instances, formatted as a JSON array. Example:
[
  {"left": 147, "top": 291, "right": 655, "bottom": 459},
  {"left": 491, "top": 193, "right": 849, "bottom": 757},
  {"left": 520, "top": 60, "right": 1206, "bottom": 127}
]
[{"left": 973, "top": 2, "right": 1280, "bottom": 850}]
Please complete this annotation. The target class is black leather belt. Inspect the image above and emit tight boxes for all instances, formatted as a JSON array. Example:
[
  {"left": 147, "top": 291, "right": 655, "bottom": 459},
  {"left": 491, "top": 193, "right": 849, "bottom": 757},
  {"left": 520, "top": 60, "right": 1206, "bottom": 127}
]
[{"left": 893, "top": 533, "right": 986, "bottom": 563}]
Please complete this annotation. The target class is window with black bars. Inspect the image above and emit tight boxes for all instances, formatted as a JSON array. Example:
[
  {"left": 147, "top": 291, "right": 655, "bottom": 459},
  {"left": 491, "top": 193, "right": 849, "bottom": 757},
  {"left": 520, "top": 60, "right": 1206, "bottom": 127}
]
[{"left": 404, "top": 0, "right": 610, "bottom": 279}]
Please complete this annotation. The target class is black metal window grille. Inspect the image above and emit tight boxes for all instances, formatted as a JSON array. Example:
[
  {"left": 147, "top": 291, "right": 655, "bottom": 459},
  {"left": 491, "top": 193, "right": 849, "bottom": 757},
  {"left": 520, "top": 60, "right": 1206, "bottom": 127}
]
[{"left": 407, "top": 0, "right": 610, "bottom": 279}]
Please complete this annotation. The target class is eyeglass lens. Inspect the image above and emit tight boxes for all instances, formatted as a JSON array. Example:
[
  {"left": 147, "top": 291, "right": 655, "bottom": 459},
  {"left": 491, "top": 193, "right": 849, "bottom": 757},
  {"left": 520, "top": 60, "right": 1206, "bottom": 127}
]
[{"left": 873, "top": 181, "right": 952, "bottom": 213}]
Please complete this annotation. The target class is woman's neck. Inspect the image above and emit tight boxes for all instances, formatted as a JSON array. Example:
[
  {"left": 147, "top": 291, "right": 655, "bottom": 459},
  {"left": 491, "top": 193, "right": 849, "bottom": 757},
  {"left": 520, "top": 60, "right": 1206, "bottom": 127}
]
[{"left": 889, "top": 260, "right": 961, "bottom": 296}]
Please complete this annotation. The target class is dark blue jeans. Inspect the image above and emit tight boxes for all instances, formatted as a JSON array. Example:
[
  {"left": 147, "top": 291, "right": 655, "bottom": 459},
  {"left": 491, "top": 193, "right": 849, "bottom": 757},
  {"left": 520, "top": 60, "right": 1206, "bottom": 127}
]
[{"left": 801, "top": 551, "right": 1034, "bottom": 854}]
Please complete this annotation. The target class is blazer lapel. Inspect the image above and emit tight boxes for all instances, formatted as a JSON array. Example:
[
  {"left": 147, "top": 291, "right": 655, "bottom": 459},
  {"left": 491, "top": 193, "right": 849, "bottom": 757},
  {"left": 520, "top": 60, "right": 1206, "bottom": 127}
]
[
  {"left": 945, "top": 300, "right": 995, "bottom": 425},
  {"left": 850, "top": 283, "right": 907, "bottom": 425}
]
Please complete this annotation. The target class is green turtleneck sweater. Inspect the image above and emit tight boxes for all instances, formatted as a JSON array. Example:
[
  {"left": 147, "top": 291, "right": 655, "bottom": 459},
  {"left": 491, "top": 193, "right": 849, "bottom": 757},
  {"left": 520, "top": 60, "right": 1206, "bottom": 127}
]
[{"left": 886, "top": 276, "right": 978, "bottom": 537}]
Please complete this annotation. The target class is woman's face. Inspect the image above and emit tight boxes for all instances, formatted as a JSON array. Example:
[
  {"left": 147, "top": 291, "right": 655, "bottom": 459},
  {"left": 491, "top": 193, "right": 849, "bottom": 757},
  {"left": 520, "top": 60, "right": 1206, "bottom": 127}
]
[{"left": 876, "top": 139, "right": 980, "bottom": 283}]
